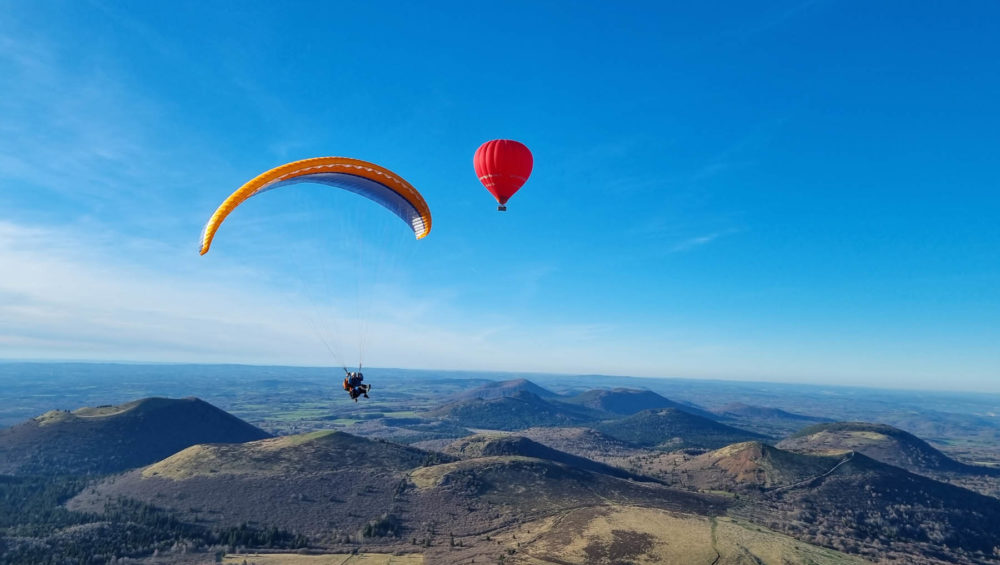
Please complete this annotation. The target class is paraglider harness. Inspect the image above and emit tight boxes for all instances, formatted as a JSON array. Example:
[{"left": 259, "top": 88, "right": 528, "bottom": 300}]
[{"left": 342, "top": 368, "right": 371, "bottom": 402}]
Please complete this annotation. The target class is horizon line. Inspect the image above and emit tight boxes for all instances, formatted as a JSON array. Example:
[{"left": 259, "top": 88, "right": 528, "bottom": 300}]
[{"left": 1, "top": 357, "right": 997, "bottom": 397}]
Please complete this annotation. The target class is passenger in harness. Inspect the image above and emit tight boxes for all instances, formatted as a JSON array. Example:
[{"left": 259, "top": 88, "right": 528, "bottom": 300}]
[{"left": 342, "top": 369, "right": 371, "bottom": 402}]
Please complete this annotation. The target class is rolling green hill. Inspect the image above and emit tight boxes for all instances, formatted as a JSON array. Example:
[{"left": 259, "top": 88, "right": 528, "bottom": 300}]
[
  {"left": 595, "top": 408, "right": 769, "bottom": 450},
  {"left": 674, "top": 441, "right": 843, "bottom": 492},
  {"left": 69, "top": 430, "right": 451, "bottom": 539},
  {"left": 514, "top": 426, "right": 646, "bottom": 459},
  {"left": 717, "top": 403, "right": 826, "bottom": 422},
  {"left": 713, "top": 402, "right": 834, "bottom": 437},
  {"left": 0, "top": 397, "right": 270, "bottom": 476},
  {"left": 70, "top": 429, "right": 724, "bottom": 545},
  {"left": 430, "top": 390, "right": 605, "bottom": 430},
  {"left": 735, "top": 452, "right": 1000, "bottom": 563},
  {"left": 663, "top": 439, "right": 1000, "bottom": 562},
  {"left": 443, "top": 434, "right": 645, "bottom": 481},
  {"left": 562, "top": 387, "right": 717, "bottom": 419},
  {"left": 779, "top": 421, "right": 1000, "bottom": 476},
  {"left": 448, "top": 378, "right": 559, "bottom": 402}
]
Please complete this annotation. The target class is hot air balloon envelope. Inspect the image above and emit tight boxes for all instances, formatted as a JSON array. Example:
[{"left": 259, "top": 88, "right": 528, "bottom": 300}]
[{"left": 473, "top": 139, "right": 532, "bottom": 210}]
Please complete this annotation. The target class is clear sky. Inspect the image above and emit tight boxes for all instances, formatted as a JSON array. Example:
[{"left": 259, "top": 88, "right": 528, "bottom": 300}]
[{"left": 1, "top": 1, "right": 998, "bottom": 391}]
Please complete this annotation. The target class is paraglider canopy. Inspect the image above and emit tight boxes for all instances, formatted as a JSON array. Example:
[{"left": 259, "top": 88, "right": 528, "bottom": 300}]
[
  {"left": 473, "top": 139, "right": 533, "bottom": 211},
  {"left": 199, "top": 156, "right": 431, "bottom": 255},
  {"left": 197, "top": 156, "right": 432, "bottom": 375}
]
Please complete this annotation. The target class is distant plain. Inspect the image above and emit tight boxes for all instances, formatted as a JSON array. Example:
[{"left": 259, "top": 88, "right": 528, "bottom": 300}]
[{"left": 3, "top": 362, "right": 998, "bottom": 456}]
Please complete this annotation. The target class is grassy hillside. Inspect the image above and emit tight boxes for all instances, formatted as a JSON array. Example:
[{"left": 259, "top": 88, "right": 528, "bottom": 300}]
[
  {"left": 563, "top": 387, "right": 717, "bottom": 418},
  {"left": 407, "top": 455, "right": 727, "bottom": 529},
  {"left": 447, "top": 378, "right": 559, "bottom": 402},
  {"left": 430, "top": 390, "right": 604, "bottom": 430},
  {"left": 717, "top": 403, "right": 824, "bottom": 421},
  {"left": 340, "top": 416, "right": 472, "bottom": 444},
  {"left": 506, "top": 426, "right": 645, "bottom": 459},
  {"left": 674, "top": 441, "right": 845, "bottom": 492},
  {"left": 735, "top": 452, "right": 1000, "bottom": 564},
  {"left": 779, "top": 422, "right": 999, "bottom": 476},
  {"left": 713, "top": 402, "right": 834, "bottom": 437},
  {"left": 62, "top": 421, "right": 1000, "bottom": 564},
  {"left": 595, "top": 408, "right": 769, "bottom": 450},
  {"left": 141, "top": 430, "right": 436, "bottom": 480},
  {"left": 69, "top": 430, "right": 449, "bottom": 542},
  {"left": 222, "top": 554, "right": 423, "bottom": 564},
  {"left": 494, "top": 506, "right": 872, "bottom": 565},
  {"left": 443, "top": 434, "right": 645, "bottom": 481},
  {"left": 71, "top": 430, "right": 727, "bottom": 550},
  {"left": 0, "top": 397, "right": 270, "bottom": 476},
  {"left": 0, "top": 474, "right": 308, "bottom": 564},
  {"left": 778, "top": 421, "right": 1000, "bottom": 499}
]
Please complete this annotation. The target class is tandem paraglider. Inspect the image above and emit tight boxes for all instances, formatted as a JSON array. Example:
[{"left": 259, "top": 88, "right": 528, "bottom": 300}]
[
  {"left": 342, "top": 369, "right": 371, "bottom": 402},
  {"left": 199, "top": 156, "right": 432, "bottom": 401}
]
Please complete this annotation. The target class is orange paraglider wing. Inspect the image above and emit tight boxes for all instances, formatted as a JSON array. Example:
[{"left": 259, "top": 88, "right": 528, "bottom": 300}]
[{"left": 200, "top": 156, "right": 431, "bottom": 255}]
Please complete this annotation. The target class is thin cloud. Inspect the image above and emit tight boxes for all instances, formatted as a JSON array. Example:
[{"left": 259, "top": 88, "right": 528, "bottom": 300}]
[
  {"left": 669, "top": 231, "right": 730, "bottom": 253},
  {"left": 0, "top": 221, "right": 633, "bottom": 372},
  {"left": 0, "top": 22, "right": 223, "bottom": 232},
  {"left": 2, "top": 220, "right": 992, "bottom": 390}
]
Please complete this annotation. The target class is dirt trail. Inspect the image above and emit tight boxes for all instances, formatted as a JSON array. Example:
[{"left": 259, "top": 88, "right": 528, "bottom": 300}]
[
  {"left": 768, "top": 451, "right": 855, "bottom": 493},
  {"left": 709, "top": 516, "right": 721, "bottom": 565}
]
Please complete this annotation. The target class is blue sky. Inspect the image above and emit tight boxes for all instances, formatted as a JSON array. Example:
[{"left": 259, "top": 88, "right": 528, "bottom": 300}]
[{"left": 1, "top": 1, "right": 998, "bottom": 391}]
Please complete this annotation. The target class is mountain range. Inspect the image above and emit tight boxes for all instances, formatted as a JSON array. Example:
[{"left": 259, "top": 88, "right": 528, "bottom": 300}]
[{"left": 4, "top": 379, "right": 1000, "bottom": 565}]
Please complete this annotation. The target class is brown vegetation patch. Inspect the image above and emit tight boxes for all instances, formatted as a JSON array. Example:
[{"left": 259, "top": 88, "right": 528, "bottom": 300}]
[
  {"left": 516, "top": 506, "right": 870, "bottom": 565},
  {"left": 223, "top": 553, "right": 423, "bottom": 564},
  {"left": 582, "top": 529, "right": 655, "bottom": 563}
]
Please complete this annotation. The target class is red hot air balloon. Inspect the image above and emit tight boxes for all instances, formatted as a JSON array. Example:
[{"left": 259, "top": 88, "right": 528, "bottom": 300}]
[{"left": 473, "top": 139, "right": 533, "bottom": 211}]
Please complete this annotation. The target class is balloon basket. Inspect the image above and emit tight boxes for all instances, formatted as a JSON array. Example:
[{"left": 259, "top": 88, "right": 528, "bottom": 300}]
[{"left": 497, "top": 205, "right": 507, "bottom": 211}]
